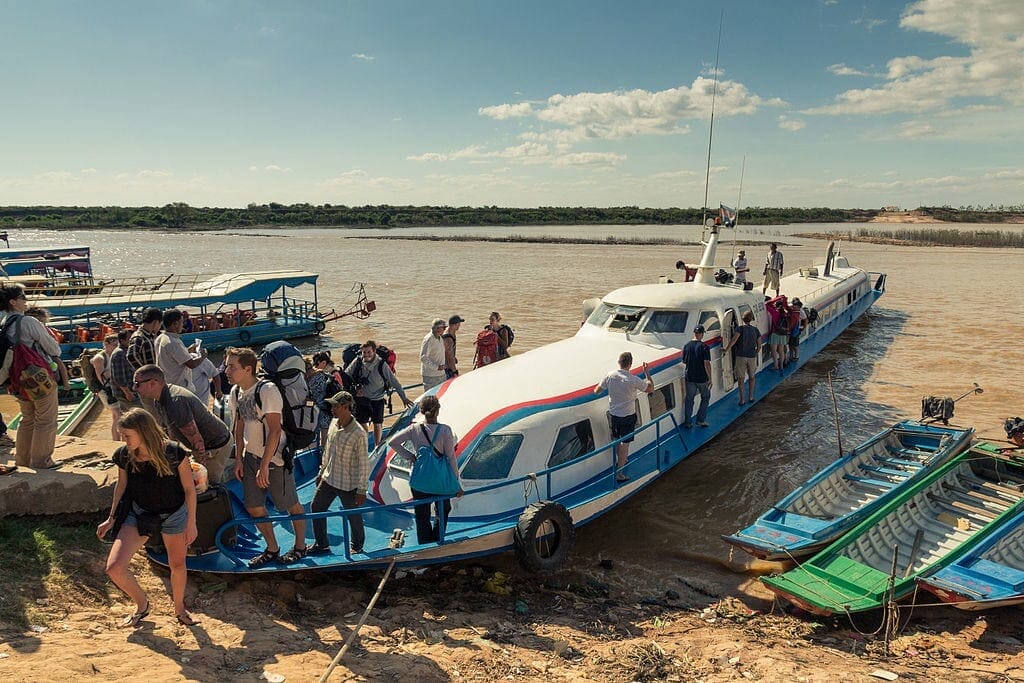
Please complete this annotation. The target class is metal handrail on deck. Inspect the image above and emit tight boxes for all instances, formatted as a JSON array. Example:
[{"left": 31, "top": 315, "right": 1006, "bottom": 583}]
[{"left": 211, "top": 409, "right": 689, "bottom": 568}]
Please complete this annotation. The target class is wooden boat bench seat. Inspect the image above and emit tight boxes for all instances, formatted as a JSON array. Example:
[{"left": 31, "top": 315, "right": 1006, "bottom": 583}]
[
  {"left": 875, "top": 456, "right": 926, "bottom": 470},
  {"left": 843, "top": 473, "right": 896, "bottom": 490},
  {"left": 926, "top": 492, "right": 1000, "bottom": 520}
]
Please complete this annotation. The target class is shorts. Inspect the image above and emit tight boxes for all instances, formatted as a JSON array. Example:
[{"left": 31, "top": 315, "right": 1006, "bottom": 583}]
[
  {"left": 789, "top": 334, "right": 801, "bottom": 347},
  {"left": 355, "top": 397, "right": 385, "bottom": 424},
  {"left": 242, "top": 452, "right": 300, "bottom": 511},
  {"left": 770, "top": 333, "right": 789, "bottom": 346},
  {"left": 609, "top": 412, "right": 638, "bottom": 443},
  {"left": 763, "top": 269, "right": 780, "bottom": 290},
  {"left": 734, "top": 355, "right": 758, "bottom": 380},
  {"left": 125, "top": 502, "right": 188, "bottom": 536}
]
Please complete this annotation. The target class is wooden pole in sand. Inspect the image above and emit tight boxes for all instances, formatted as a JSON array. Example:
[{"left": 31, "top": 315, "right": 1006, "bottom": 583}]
[{"left": 319, "top": 553, "right": 400, "bottom": 682}]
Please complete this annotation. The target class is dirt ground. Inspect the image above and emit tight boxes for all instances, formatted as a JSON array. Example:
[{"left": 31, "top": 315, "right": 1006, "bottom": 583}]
[{"left": 4, "top": 541, "right": 1024, "bottom": 682}]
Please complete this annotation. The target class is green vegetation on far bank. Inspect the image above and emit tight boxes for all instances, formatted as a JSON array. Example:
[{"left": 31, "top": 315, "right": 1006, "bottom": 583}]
[
  {"left": 2, "top": 204, "right": 1023, "bottom": 231},
  {"left": 798, "top": 227, "right": 1024, "bottom": 248}
]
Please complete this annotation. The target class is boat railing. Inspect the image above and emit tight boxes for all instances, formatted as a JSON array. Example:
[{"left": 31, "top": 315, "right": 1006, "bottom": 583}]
[{"left": 211, "top": 408, "right": 688, "bottom": 567}]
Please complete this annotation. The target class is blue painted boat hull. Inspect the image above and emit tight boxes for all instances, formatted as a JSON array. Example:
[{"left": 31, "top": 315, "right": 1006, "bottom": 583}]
[{"left": 722, "top": 421, "right": 975, "bottom": 562}]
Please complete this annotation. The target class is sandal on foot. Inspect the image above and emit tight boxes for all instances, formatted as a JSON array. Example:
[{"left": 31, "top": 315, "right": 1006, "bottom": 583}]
[
  {"left": 176, "top": 612, "right": 199, "bottom": 626},
  {"left": 248, "top": 548, "right": 280, "bottom": 569},
  {"left": 119, "top": 602, "right": 150, "bottom": 628},
  {"left": 280, "top": 546, "right": 309, "bottom": 563}
]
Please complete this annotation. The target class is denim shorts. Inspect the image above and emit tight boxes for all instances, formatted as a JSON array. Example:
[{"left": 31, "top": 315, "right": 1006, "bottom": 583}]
[{"left": 125, "top": 502, "right": 188, "bottom": 535}]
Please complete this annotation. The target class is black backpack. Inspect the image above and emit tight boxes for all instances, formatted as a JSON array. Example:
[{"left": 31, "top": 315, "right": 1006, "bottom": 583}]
[{"left": 501, "top": 324, "right": 515, "bottom": 347}]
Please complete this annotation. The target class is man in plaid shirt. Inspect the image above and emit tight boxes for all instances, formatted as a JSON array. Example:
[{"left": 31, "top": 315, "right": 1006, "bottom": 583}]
[
  {"left": 126, "top": 307, "right": 163, "bottom": 372},
  {"left": 309, "top": 390, "right": 369, "bottom": 554}
]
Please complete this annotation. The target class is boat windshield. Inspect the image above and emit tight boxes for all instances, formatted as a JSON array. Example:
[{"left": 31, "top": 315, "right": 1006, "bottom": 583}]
[
  {"left": 585, "top": 303, "right": 646, "bottom": 333},
  {"left": 642, "top": 310, "right": 689, "bottom": 333}
]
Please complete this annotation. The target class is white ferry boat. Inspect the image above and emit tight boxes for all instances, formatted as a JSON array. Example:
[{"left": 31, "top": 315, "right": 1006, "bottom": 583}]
[{"left": 156, "top": 225, "right": 887, "bottom": 574}]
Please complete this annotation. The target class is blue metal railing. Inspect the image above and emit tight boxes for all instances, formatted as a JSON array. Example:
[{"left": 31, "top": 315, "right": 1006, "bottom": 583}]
[{"left": 213, "top": 408, "right": 689, "bottom": 568}]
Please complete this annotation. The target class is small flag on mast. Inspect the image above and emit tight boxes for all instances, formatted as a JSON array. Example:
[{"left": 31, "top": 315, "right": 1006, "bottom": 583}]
[{"left": 718, "top": 204, "right": 736, "bottom": 228}]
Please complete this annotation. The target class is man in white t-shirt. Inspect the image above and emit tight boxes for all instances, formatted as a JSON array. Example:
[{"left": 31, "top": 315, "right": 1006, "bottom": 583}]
[
  {"left": 155, "top": 309, "right": 206, "bottom": 392},
  {"left": 595, "top": 352, "right": 654, "bottom": 482},
  {"left": 420, "top": 318, "right": 448, "bottom": 390},
  {"left": 225, "top": 347, "right": 307, "bottom": 568}
]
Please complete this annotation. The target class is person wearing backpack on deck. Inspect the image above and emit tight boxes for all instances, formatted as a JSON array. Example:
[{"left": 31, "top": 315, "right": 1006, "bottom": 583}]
[
  {"left": 307, "top": 351, "right": 336, "bottom": 448},
  {"left": 224, "top": 347, "right": 308, "bottom": 568},
  {"left": 488, "top": 312, "right": 513, "bottom": 360},
  {"left": 420, "top": 319, "right": 448, "bottom": 390},
  {"left": 1, "top": 284, "right": 66, "bottom": 469},
  {"left": 767, "top": 296, "right": 791, "bottom": 371},
  {"left": 442, "top": 315, "right": 464, "bottom": 379},
  {"left": 94, "top": 334, "right": 122, "bottom": 440},
  {"left": 346, "top": 340, "right": 411, "bottom": 447}
]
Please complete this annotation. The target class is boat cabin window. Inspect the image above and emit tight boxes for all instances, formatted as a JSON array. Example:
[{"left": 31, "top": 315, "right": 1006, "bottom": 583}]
[
  {"left": 648, "top": 382, "right": 677, "bottom": 418},
  {"left": 548, "top": 419, "right": 595, "bottom": 468},
  {"left": 643, "top": 310, "right": 689, "bottom": 334},
  {"left": 697, "top": 310, "right": 720, "bottom": 333},
  {"left": 460, "top": 433, "right": 523, "bottom": 480},
  {"left": 586, "top": 303, "right": 646, "bottom": 333},
  {"left": 737, "top": 304, "right": 753, "bottom": 324}
]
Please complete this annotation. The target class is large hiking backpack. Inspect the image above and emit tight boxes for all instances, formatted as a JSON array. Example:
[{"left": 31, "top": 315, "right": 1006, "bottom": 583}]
[
  {"left": 257, "top": 340, "right": 318, "bottom": 467},
  {"left": 341, "top": 343, "right": 362, "bottom": 368},
  {"left": 376, "top": 344, "right": 397, "bottom": 372},
  {"left": 474, "top": 328, "right": 499, "bottom": 368},
  {"left": 79, "top": 348, "right": 106, "bottom": 394},
  {"left": 0, "top": 315, "right": 57, "bottom": 401}
]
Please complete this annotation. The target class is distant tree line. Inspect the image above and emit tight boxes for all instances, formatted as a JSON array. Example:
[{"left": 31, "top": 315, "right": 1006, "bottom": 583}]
[{"left": 0, "top": 203, "right": 1021, "bottom": 230}]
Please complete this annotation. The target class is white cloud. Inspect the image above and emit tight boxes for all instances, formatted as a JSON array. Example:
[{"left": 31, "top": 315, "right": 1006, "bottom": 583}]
[
  {"left": 778, "top": 116, "right": 805, "bottom": 131},
  {"left": 895, "top": 120, "right": 936, "bottom": 139},
  {"left": 827, "top": 63, "right": 870, "bottom": 77},
  {"left": 34, "top": 171, "right": 77, "bottom": 183},
  {"left": 249, "top": 164, "right": 293, "bottom": 173},
  {"left": 352, "top": 53, "right": 375, "bottom": 62},
  {"left": 854, "top": 17, "right": 887, "bottom": 31},
  {"left": 80, "top": 168, "right": 97, "bottom": 175},
  {"left": 319, "top": 169, "right": 413, "bottom": 191},
  {"left": 807, "top": 0, "right": 1024, "bottom": 116},
  {"left": 136, "top": 169, "right": 172, "bottom": 179},
  {"left": 549, "top": 152, "right": 626, "bottom": 168},
  {"left": 988, "top": 169, "right": 1024, "bottom": 180},
  {"left": 479, "top": 102, "right": 533, "bottom": 119}
]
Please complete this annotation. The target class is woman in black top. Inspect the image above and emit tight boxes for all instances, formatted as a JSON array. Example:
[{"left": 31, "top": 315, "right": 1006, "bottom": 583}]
[{"left": 97, "top": 408, "right": 198, "bottom": 627}]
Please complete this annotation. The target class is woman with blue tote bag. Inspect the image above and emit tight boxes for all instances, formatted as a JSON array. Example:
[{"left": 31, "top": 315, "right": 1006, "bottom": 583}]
[{"left": 389, "top": 395, "right": 462, "bottom": 544}]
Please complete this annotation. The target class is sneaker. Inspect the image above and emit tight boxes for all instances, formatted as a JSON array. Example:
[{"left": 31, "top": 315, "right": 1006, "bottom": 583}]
[
  {"left": 349, "top": 545, "right": 364, "bottom": 554},
  {"left": 696, "top": 421, "right": 709, "bottom": 428},
  {"left": 248, "top": 548, "right": 280, "bottom": 569},
  {"left": 0, "top": 434, "right": 14, "bottom": 447}
]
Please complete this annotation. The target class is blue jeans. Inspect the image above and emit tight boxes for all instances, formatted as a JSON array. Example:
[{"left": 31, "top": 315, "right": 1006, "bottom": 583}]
[{"left": 684, "top": 381, "right": 711, "bottom": 424}]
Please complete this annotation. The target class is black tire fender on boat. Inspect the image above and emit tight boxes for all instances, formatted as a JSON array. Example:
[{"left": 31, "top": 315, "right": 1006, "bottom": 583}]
[
  {"left": 314, "top": 320, "right": 326, "bottom": 333},
  {"left": 513, "top": 500, "right": 575, "bottom": 573},
  {"left": 238, "top": 330, "right": 251, "bottom": 343}
]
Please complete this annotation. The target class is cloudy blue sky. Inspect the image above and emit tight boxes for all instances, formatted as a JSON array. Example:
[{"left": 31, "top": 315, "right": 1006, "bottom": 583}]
[{"left": 2, "top": 0, "right": 1022, "bottom": 209}]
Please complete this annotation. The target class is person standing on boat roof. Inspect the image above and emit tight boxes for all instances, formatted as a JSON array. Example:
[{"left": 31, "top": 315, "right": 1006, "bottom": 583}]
[
  {"left": 443, "top": 314, "right": 464, "bottom": 379},
  {"left": 724, "top": 311, "right": 761, "bottom": 406},
  {"left": 309, "top": 390, "right": 368, "bottom": 555},
  {"left": 675, "top": 260, "right": 697, "bottom": 282},
  {"left": 681, "top": 326, "right": 713, "bottom": 428},
  {"left": 595, "top": 352, "right": 654, "bottom": 482},
  {"left": 762, "top": 243, "right": 783, "bottom": 297},
  {"left": 733, "top": 250, "right": 749, "bottom": 285},
  {"left": 225, "top": 347, "right": 308, "bottom": 568},
  {"left": 420, "top": 319, "right": 448, "bottom": 390},
  {"left": 488, "top": 312, "right": 513, "bottom": 360},
  {"left": 155, "top": 309, "right": 207, "bottom": 393},
  {"left": 346, "top": 340, "right": 411, "bottom": 447},
  {"left": 388, "top": 395, "right": 462, "bottom": 544},
  {"left": 133, "top": 364, "right": 233, "bottom": 485}
]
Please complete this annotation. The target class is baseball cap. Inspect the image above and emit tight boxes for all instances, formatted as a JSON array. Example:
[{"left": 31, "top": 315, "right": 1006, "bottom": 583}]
[
  {"left": 694, "top": 325, "right": 705, "bottom": 334},
  {"left": 448, "top": 314, "right": 465, "bottom": 325},
  {"left": 325, "top": 391, "right": 354, "bottom": 406}
]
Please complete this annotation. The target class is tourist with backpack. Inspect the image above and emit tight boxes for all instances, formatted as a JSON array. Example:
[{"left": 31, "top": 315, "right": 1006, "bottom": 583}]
[
  {"left": 767, "top": 297, "right": 791, "bottom": 371},
  {"left": 308, "top": 351, "right": 341, "bottom": 448},
  {"left": 0, "top": 284, "right": 65, "bottom": 469},
  {"left": 488, "top": 312, "right": 514, "bottom": 361},
  {"left": 442, "top": 315, "right": 464, "bottom": 378},
  {"left": 345, "top": 340, "right": 411, "bottom": 447},
  {"left": 224, "top": 347, "right": 309, "bottom": 568}
]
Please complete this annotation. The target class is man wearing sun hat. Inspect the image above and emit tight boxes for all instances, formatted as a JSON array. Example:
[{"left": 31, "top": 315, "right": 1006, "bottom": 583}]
[{"left": 733, "top": 250, "right": 749, "bottom": 285}]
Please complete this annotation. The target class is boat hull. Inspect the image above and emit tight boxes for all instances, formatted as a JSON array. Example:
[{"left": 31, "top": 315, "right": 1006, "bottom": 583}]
[
  {"left": 762, "top": 449, "right": 1024, "bottom": 616},
  {"left": 722, "top": 421, "right": 975, "bottom": 562}
]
